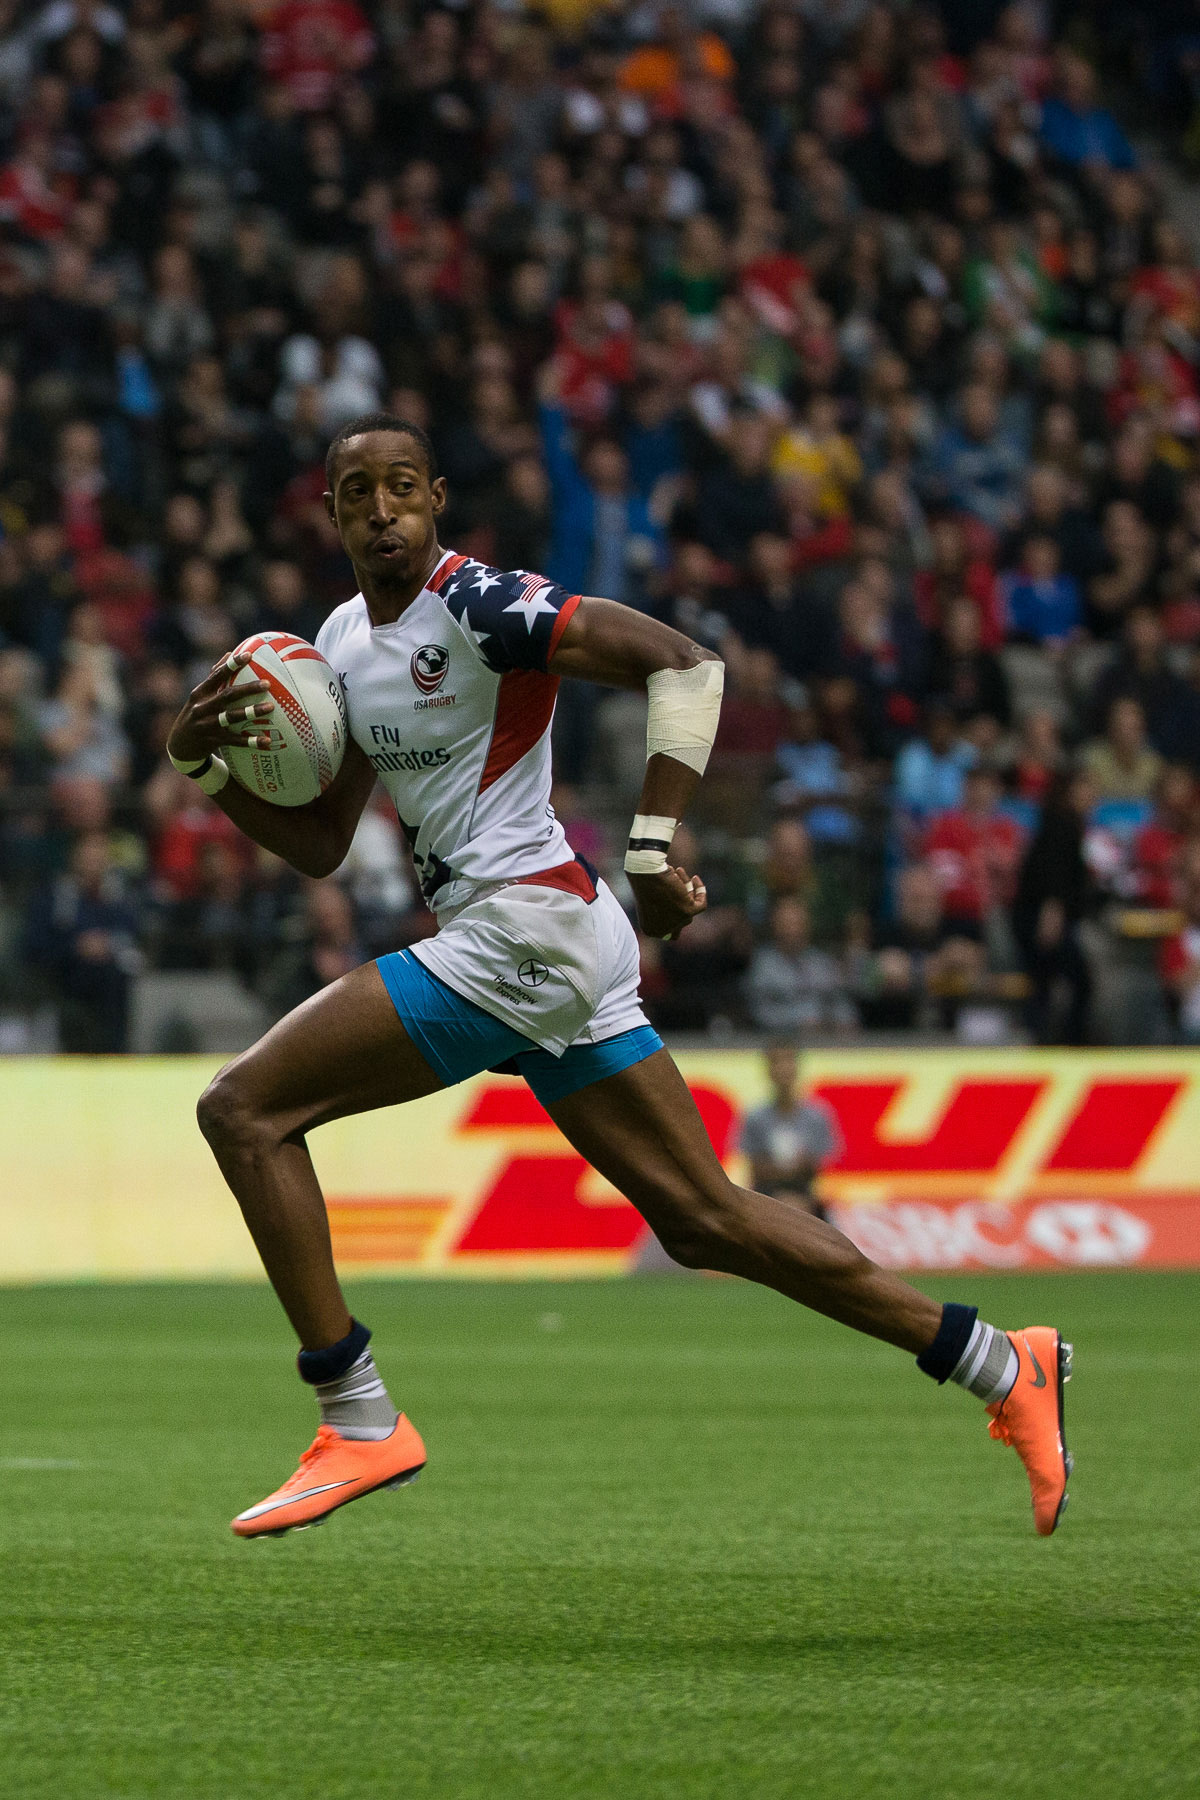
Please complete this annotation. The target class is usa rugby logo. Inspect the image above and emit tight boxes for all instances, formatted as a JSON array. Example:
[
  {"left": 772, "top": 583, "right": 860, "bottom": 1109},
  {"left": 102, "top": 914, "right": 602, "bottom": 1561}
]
[{"left": 411, "top": 644, "right": 449, "bottom": 694}]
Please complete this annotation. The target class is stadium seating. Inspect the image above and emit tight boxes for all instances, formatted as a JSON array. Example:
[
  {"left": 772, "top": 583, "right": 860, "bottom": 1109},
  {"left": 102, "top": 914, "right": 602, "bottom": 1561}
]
[{"left": 2, "top": 0, "right": 1200, "bottom": 1050}]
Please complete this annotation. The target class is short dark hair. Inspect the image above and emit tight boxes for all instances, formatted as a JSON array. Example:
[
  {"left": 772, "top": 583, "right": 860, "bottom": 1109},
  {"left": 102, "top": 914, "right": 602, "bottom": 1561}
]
[{"left": 324, "top": 413, "right": 438, "bottom": 487}]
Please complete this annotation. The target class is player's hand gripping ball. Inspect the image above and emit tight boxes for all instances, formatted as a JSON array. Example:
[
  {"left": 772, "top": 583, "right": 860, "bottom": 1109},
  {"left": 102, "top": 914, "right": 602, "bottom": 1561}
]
[{"left": 222, "top": 633, "right": 347, "bottom": 806}]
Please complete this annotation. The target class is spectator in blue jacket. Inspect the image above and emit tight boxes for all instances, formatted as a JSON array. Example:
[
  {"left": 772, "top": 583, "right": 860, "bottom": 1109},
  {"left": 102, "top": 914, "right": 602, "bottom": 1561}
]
[
  {"left": 894, "top": 704, "right": 976, "bottom": 825},
  {"left": 536, "top": 370, "right": 665, "bottom": 606},
  {"left": 1002, "top": 534, "right": 1083, "bottom": 644},
  {"left": 619, "top": 379, "right": 685, "bottom": 507},
  {"left": 537, "top": 368, "right": 666, "bottom": 780},
  {"left": 1040, "top": 52, "right": 1136, "bottom": 172},
  {"left": 923, "top": 384, "right": 1025, "bottom": 536}
]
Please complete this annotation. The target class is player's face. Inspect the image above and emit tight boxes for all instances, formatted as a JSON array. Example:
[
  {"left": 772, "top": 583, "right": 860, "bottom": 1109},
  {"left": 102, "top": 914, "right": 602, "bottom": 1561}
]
[{"left": 325, "top": 433, "right": 447, "bottom": 588}]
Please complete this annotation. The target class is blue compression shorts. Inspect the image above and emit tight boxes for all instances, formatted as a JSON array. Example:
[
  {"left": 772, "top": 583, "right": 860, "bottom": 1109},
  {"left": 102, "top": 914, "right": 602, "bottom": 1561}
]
[{"left": 376, "top": 949, "right": 662, "bottom": 1106}]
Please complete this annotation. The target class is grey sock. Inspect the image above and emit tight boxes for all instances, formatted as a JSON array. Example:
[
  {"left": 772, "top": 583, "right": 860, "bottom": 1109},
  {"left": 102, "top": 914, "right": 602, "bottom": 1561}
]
[
  {"left": 949, "top": 1320, "right": 1019, "bottom": 1406},
  {"left": 314, "top": 1349, "right": 399, "bottom": 1441}
]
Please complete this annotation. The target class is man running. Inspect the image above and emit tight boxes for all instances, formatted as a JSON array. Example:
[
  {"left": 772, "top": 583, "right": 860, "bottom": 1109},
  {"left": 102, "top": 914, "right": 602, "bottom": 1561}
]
[{"left": 166, "top": 414, "right": 1072, "bottom": 1539}]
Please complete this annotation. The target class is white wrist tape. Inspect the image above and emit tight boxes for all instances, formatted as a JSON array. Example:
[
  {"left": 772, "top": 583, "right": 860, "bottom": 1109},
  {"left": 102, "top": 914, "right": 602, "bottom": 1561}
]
[
  {"left": 625, "top": 813, "right": 678, "bottom": 877},
  {"left": 645, "top": 659, "right": 724, "bottom": 776},
  {"left": 168, "top": 749, "right": 230, "bottom": 796}
]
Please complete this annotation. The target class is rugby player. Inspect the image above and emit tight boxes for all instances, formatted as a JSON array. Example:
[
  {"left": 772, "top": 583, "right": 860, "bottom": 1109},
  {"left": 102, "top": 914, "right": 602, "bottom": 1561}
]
[{"left": 166, "top": 415, "right": 1072, "bottom": 1539}]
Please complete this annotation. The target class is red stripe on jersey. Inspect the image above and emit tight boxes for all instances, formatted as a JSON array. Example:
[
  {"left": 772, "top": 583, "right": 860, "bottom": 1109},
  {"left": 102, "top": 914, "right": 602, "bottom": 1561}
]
[
  {"left": 546, "top": 591, "right": 582, "bottom": 661},
  {"left": 427, "top": 553, "right": 469, "bottom": 593},
  {"left": 478, "top": 669, "right": 557, "bottom": 794},
  {"left": 515, "top": 858, "right": 597, "bottom": 902}
]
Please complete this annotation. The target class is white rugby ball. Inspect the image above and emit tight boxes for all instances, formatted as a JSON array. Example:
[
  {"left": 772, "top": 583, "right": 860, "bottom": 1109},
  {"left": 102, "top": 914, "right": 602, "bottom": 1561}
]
[{"left": 223, "top": 632, "right": 347, "bottom": 807}]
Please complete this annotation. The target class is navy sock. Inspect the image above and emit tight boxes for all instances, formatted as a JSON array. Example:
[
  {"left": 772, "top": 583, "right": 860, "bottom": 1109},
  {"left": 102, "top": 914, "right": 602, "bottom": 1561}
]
[
  {"left": 915, "top": 1302, "right": 978, "bottom": 1384},
  {"left": 297, "top": 1318, "right": 371, "bottom": 1386}
]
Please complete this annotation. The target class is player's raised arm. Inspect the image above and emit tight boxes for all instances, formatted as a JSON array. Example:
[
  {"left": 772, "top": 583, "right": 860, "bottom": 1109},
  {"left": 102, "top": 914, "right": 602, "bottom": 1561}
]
[
  {"left": 548, "top": 596, "right": 724, "bottom": 941},
  {"left": 166, "top": 653, "right": 378, "bottom": 878}
]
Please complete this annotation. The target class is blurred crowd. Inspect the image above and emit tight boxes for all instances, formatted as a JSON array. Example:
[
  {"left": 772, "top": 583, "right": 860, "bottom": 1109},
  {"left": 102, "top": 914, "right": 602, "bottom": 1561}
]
[{"left": 4, "top": 0, "right": 1200, "bottom": 1050}]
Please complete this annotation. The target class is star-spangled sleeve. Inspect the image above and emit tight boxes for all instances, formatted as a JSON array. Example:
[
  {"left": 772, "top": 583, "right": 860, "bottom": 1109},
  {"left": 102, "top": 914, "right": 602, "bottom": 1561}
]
[{"left": 435, "top": 560, "right": 582, "bottom": 673}]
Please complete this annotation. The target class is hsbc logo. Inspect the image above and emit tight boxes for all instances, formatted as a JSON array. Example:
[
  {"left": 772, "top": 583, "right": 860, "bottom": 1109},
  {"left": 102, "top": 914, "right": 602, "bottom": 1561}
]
[
  {"left": 830, "top": 1198, "right": 1154, "bottom": 1271},
  {"left": 411, "top": 644, "right": 449, "bottom": 694}
]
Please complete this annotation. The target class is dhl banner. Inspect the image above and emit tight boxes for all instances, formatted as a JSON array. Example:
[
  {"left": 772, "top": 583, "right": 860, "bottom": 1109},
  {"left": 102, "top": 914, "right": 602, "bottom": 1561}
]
[{"left": 2, "top": 1051, "right": 1200, "bottom": 1281}]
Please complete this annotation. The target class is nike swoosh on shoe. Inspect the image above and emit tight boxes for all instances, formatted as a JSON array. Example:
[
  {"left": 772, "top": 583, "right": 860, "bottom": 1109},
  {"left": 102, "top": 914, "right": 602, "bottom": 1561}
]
[
  {"left": 1024, "top": 1337, "right": 1048, "bottom": 1388},
  {"left": 236, "top": 1480, "right": 356, "bottom": 1521}
]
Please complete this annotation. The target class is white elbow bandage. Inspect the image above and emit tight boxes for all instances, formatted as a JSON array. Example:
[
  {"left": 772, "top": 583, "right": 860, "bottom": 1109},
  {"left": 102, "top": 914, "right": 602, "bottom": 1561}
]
[{"left": 645, "top": 659, "right": 724, "bottom": 776}]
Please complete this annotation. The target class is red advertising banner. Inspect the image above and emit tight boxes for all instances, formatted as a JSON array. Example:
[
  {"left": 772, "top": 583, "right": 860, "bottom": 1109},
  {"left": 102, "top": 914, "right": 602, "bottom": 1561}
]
[
  {"left": 2, "top": 1051, "right": 1200, "bottom": 1280},
  {"left": 320, "top": 1051, "right": 1200, "bottom": 1275}
]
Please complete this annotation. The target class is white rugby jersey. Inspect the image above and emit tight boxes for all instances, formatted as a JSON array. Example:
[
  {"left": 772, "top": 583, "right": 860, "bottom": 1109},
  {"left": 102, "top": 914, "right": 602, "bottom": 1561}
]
[{"left": 315, "top": 551, "right": 582, "bottom": 911}]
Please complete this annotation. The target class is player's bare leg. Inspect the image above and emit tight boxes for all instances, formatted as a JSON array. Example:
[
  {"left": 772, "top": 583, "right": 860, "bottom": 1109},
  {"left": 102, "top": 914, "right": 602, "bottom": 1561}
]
[
  {"left": 548, "top": 1049, "right": 1072, "bottom": 1533},
  {"left": 196, "top": 962, "right": 444, "bottom": 1535},
  {"left": 197, "top": 960, "right": 443, "bottom": 1347},
  {"left": 547, "top": 1048, "right": 940, "bottom": 1350}
]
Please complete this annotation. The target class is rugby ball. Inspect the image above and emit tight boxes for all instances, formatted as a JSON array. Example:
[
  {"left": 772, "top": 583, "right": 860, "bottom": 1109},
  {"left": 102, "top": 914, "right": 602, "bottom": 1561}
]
[{"left": 223, "top": 632, "right": 347, "bottom": 807}]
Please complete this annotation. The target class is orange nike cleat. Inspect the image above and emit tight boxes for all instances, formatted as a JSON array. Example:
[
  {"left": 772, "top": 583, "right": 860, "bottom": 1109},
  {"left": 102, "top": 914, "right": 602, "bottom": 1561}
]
[
  {"left": 231, "top": 1416, "right": 426, "bottom": 1539},
  {"left": 987, "top": 1327, "right": 1073, "bottom": 1536}
]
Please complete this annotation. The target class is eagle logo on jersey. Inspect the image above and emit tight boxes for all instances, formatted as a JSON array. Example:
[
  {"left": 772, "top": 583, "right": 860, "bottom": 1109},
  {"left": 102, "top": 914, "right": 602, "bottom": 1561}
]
[{"left": 411, "top": 644, "right": 449, "bottom": 694}]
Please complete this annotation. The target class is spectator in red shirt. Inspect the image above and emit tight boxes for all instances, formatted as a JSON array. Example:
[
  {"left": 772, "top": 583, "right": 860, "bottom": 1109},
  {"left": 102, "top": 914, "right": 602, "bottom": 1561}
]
[
  {"left": 1012, "top": 709, "right": 1064, "bottom": 803},
  {"left": 553, "top": 282, "right": 635, "bottom": 428},
  {"left": 1130, "top": 221, "right": 1200, "bottom": 339},
  {"left": 1159, "top": 849, "right": 1200, "bottom": 1041},
  {"left": 261, "top": 0, "right": 374, "bottom": 114},
  {"left": 1109, "top": 320, "right": 1199, "bottom": 436},
  {"left": 924, "top": 764, "right": 1025, "bottom": 928},
  {"left": 56, "top": 417, "right": 109, "bottom": 556},
  {"left": 734, "top": 209, "right": 809, "bottom": 337},
  {"left": 144, "top": 764, "right": 254, "bottom": 901},
  {"left": 1132, "top": 764, "right": 1199, "bottom": 907},
  {"left": 0, "top": 131, "right": 70, "bottom": 241},
  {"left": 914, "top": 515, "right": 1004, "bottom": 647}
]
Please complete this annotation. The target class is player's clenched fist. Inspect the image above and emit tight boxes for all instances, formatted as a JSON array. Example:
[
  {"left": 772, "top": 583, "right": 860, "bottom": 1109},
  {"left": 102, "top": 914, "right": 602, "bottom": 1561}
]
[
  {"left": 627, "top": 864, "right": 708, "bottom": 942},
  {"left": 166, "top": 652, "right": 276, "bottom": 763}
]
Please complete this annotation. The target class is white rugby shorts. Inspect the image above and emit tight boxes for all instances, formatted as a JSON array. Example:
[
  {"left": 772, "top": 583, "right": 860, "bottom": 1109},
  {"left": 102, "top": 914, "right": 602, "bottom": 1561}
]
[{"left": 410, "top": 867, "right": 648, "bottom": 1057}]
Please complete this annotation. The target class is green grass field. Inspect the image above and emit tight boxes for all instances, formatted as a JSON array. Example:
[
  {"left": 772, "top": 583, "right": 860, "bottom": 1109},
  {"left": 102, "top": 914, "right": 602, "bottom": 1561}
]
[{"left": 2, "top": 1272, "right": 1197, "bottom": 1799}]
